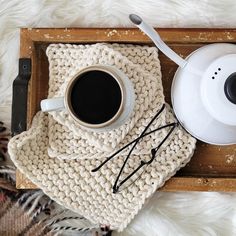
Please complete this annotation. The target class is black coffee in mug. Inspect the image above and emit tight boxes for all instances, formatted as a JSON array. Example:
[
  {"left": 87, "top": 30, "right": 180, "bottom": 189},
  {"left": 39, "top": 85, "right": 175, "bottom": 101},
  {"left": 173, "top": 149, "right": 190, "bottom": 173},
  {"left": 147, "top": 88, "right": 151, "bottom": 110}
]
[
  {"left": 41, "top": 65, "right": 135, "bottom": 130},
  {"left": 70, "top": 70, "right": 122, "bottom": 124}
]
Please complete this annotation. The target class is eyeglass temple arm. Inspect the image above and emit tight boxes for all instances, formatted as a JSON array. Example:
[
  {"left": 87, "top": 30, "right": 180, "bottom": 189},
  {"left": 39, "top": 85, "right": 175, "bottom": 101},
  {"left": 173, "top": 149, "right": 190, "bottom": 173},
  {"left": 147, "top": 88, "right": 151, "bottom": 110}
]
[
  {"left": 113, "top": 122, "right": 177, "bottom": 193},
  {"left": 91, "top": 104, "right": 166, "bottom": 172},
  {"left": 146, "top": 123, "right": 177, "bottom": 164}
]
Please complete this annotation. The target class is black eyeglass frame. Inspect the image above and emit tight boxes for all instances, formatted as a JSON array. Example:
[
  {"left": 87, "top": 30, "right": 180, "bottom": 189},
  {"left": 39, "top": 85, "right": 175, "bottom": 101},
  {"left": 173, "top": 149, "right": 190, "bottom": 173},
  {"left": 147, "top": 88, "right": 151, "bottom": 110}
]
[{"left": 92, "top": 104, "right": 178, "bottom": 193}]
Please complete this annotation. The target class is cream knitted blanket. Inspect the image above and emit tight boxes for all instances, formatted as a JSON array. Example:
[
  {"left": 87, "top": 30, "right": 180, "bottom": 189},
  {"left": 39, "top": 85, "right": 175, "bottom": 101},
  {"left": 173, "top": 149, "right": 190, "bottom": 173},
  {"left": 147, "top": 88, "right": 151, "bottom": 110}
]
[
  {"left": 47, "top": 43, "right": 165, "bottom": 156},
  {"left": 47, "top": 43, "right": 166, "bottom": 159},
  {"left": 8, "top": 43, "right": 196, "bottom": 231}
]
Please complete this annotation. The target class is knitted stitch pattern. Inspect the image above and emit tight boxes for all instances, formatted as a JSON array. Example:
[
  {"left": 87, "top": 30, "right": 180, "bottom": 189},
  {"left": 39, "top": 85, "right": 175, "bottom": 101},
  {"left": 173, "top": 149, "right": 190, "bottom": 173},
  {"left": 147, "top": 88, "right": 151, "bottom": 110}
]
[
  {"left": 47, "top": 43, "right": 165, "bottom": 154},
  {"left": 8, "top": 43, "right": 196, "bottom": 232}
]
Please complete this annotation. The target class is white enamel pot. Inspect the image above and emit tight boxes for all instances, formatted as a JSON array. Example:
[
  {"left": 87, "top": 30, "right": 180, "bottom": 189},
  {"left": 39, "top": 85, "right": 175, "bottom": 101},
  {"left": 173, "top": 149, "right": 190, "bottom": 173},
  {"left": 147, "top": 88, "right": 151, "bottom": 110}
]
[{"left": 130, "top": 14, "right": 236, "bottom": 145}]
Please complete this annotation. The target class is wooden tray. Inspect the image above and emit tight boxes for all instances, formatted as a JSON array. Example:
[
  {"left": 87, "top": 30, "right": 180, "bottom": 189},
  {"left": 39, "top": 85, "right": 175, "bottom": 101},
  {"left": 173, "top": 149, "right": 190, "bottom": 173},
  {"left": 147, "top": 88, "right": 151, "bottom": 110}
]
[{"left": 16, "top": 28, "right": 236, "bottom": 191}]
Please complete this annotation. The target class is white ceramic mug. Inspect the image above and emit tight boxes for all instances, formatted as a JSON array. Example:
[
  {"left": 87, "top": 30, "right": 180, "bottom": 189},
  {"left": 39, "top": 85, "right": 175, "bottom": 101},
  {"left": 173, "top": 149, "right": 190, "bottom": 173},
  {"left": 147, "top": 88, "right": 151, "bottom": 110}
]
[{"left": 41, "top": 65, "right": 135, "bottom": 131}]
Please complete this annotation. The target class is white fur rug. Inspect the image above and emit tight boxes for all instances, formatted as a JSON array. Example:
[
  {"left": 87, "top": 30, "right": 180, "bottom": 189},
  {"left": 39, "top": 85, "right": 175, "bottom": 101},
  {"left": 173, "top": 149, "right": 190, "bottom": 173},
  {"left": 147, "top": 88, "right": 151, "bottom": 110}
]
[{"left": 1, "top": 1, "right": 236, "bottom": 235}]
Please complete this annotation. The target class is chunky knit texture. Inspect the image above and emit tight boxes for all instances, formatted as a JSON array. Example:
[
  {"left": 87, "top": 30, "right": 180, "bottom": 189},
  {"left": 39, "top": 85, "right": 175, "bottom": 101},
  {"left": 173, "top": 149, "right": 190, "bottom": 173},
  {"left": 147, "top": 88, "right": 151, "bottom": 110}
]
[
  {"left": 47, "top": 43, "right": 165, "bottom": 154},
  {"left": 8, "top": 43, "right": 196, "bottom": 232}
]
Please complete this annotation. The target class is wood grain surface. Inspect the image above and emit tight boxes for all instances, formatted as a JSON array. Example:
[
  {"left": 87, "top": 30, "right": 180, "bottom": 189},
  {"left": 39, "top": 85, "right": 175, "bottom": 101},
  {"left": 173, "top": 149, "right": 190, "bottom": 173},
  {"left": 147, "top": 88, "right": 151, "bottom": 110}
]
[{"left": 16, "top": 28, "right": 236, "bottom": 191}]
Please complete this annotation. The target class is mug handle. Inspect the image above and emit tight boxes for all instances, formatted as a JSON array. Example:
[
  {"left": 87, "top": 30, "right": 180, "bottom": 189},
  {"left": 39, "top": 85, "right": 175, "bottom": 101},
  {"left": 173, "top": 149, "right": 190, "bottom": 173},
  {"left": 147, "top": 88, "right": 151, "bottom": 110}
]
[{"left": 41, "top": 97, "right": 65, "bottom": 112}]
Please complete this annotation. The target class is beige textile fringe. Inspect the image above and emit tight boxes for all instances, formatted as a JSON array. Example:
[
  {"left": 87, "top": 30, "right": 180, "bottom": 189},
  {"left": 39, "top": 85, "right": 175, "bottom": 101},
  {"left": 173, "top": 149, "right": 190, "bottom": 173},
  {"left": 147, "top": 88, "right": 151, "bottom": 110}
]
[{"left": 0, "top": 200, "right": 53, "bottom": 236}]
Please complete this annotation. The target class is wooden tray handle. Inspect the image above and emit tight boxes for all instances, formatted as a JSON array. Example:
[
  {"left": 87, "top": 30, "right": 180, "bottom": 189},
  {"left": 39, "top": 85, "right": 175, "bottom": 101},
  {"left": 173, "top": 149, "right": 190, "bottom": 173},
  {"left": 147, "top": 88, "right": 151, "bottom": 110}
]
[{"left": 11, "top": 58, "right": 31, "bottom": 136}]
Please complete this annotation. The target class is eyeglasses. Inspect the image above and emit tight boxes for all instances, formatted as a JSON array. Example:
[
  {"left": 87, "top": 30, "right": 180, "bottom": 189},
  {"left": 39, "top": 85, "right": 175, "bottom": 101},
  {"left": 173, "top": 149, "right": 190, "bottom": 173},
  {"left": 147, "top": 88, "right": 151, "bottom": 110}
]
[{"left": 92, "top": 104, "right": 178, "bottom": 193}]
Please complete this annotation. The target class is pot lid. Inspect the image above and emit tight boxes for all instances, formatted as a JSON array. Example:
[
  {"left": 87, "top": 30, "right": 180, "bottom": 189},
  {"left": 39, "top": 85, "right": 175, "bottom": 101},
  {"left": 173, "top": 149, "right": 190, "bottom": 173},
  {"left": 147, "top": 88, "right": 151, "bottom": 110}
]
[
  {"left": 201, "top": 54, "right": 236, "bottom": 126},
  {"left": 171, "top": 43, "right": 236, "bottom": 145}
]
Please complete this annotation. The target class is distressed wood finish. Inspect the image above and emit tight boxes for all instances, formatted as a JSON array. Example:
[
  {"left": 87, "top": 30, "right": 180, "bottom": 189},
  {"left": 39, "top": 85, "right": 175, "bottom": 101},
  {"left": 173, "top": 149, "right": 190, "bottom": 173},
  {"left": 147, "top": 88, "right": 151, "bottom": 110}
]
[{"left": 16, "top": 28, "right": 236, "bottom": 190}]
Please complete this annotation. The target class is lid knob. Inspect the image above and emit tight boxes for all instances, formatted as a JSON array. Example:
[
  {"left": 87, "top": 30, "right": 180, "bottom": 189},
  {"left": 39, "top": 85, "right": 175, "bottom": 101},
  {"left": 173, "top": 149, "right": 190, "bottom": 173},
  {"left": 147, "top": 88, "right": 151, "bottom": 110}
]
[{"left": 224, "top": 72, "right": 236, "bottom": 104}]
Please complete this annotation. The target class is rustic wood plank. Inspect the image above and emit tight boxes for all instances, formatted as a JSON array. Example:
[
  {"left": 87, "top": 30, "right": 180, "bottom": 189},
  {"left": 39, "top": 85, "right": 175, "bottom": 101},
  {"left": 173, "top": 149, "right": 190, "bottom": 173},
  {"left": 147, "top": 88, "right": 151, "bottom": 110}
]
[
  {"left": 161, "top": 177, "right": 236, "bottom": 192},
  {"left": 16, "top": 170, "right": 36, "bottom": 189},
  {"left": 16, "top": 28, "right": 236, "bottom": 190},
  {"left": 22, "top": 28, "right": 236, "bottom": 43}
]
